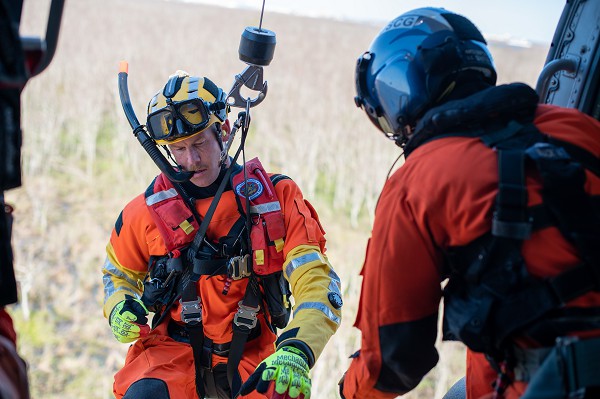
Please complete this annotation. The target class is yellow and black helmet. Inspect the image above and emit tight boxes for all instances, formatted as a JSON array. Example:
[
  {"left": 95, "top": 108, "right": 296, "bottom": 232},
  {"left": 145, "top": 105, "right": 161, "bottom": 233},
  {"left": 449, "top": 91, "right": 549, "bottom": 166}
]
[{"left": 146, "top": 71, "right": 228, "bottom": 145}]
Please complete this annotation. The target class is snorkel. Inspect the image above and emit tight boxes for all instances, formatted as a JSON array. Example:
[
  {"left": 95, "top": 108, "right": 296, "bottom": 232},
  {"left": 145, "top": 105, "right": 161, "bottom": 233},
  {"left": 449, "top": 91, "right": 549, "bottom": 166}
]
[
  {"left": 118, "top": 62, "right": 193, "bottom": 183},
  {"left": 117, "top": 0, "right": 275, "bottom": 183}
]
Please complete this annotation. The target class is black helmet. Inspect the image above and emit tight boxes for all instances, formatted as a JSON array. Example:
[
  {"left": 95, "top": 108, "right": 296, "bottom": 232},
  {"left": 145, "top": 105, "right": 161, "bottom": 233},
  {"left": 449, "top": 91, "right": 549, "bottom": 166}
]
[{"left": 354, "top": 7, "right": 497, "bottom": 146}]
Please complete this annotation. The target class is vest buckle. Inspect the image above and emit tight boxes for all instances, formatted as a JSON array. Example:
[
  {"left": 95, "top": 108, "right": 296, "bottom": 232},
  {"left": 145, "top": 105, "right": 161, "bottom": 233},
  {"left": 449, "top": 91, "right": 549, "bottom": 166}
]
[
  {"left": 233, "top": 301, "right": 259, "bottom": 330},
  {"left": 228, "top": 254, "right": 252, "bottom": 280},
  {"left": 180, "top": 297, "right": 202, "bottom": 324}
]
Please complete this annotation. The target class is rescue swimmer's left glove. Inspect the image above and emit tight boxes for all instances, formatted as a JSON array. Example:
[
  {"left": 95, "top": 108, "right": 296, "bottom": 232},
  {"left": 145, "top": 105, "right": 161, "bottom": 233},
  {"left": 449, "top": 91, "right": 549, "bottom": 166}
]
[
  {"left": 109, "top": 294, "right": 150, "bottom": 343},
  {"left": 239, "top": 345, "right": 311, "bottom": 399}
]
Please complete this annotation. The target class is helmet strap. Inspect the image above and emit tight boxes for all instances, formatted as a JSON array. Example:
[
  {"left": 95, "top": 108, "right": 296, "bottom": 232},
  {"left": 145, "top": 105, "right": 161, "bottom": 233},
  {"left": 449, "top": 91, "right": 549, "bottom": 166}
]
[{"left": 216, "top": 124, "right": 229, "bottom": 167}]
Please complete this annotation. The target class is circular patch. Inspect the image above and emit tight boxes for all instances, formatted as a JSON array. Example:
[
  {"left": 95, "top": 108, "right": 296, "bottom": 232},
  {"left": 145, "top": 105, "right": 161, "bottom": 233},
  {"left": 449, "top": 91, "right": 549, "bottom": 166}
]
[
  {"left": 235, "top": 178, "right": 264, "bottom": 201},
  {"left": 327, "top": 292, "right": 343, "bottom": 309}
]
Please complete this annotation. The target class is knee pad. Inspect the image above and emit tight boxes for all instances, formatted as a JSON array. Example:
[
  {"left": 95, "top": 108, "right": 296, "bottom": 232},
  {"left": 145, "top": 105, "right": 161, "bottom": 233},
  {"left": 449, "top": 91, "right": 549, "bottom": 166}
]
[{"left": 123, "top": 378, "right": 170, "bottom": 399}]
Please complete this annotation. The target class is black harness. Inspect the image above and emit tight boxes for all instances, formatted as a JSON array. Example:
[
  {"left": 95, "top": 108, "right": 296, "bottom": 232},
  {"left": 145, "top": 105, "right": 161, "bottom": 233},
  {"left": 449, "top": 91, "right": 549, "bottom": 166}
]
[
  {"left": 405, "top": 84, "right": 600, "bottom": 361},
  {"left": 141, "top": 166, "right": 291, "bottom": 399}
]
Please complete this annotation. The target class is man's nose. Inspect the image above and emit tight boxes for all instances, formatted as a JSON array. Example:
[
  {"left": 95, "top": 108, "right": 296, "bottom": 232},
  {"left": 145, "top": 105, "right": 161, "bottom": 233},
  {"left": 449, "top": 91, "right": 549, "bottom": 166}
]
[{"left": 185, "top": 147, "right": 201, "bottom": 164}]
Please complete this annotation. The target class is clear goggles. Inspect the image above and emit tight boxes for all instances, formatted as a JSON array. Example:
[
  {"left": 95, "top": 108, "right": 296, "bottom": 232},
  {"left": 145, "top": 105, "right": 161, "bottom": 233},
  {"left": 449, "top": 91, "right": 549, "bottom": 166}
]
[{"left": 146, "top": 98, "right": 214, "bottom": 143}]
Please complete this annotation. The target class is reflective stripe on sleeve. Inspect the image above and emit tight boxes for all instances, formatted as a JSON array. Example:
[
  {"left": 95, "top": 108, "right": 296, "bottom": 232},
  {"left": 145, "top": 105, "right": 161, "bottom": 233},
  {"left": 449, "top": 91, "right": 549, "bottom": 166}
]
[
  {"left": 102, "top": 257, "right": 140, "bottom": 303},
  {"left": 103, "top": 274, "right": 138, "bottom": 304},
  {"left": 294, "top": 302, "right": 341, "bottom": 325},
  {"left": 145, "top": 188, "right": 178, "bottom": 206},
  {"left": 285, "top": 252, "right": 324, "bottom": 280}
]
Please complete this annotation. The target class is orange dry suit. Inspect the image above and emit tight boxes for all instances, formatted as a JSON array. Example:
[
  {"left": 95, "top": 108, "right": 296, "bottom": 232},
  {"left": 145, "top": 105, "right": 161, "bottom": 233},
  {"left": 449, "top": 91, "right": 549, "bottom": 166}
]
[
  {"left": 342, "top": 84, "right": 600, "bottom": 399},
  {"left": 102, "top": 159, "right": 342, "bottom": 399}
]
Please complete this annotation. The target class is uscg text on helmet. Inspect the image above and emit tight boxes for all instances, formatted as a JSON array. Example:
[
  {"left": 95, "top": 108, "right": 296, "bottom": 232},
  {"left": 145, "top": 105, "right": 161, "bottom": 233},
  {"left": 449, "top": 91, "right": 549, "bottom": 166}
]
[{"left": 383, "top": 16, "right": 419, "bottom": 33}]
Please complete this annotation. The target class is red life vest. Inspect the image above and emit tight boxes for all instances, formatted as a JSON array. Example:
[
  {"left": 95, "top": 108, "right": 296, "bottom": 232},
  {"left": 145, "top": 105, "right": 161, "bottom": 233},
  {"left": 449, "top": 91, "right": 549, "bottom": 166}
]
[
  {"left": 145, "top": 174, "right": 199, "bottom": 253},
  {"left": 231, "top": 157, "right": 286, "bottom": 276},
  {"left": 144, "top": 157, "right": 286, "bottom": 276}
]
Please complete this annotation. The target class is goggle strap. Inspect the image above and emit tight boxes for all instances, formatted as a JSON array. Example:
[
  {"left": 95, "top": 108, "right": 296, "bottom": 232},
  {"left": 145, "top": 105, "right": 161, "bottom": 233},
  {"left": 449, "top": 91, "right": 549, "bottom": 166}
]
[{"left": 209, "top": 101, "right": 226, "bottom": 112}]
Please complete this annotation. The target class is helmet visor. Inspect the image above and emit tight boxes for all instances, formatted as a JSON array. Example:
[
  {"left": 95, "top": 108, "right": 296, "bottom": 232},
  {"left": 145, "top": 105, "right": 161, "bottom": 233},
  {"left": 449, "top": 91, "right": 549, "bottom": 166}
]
[{"left": 147, "top": 98, "right": 211, "bottom": 142}]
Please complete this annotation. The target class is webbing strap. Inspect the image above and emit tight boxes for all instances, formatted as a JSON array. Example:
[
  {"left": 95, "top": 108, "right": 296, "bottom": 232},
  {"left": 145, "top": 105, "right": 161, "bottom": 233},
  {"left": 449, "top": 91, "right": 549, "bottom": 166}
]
[
  {"left": 547, "top": 136, "right": 600, "bottom": 178},
  {"left": 189, "top": 129, "right": 247, "bottom": 280},
  {"left": 531, "top": 143, "right": 600, "bottom": 285},
  {"left": 182, "top": 131, "right": 246, "bottom": 398},
  {"left": 481, "top": 120, "right": 525, "bottom": 147},
  {"left": 443, "top": 120, "right": 600, "bottom": 354},
  {"left": 180, "top": 280, "right": 206, "bottom": 398},
  {"left": 227, "top": 276, "right": 261, "bottom": 396},
  {"left": 191, "top": 258, "right": 228, "bottom": 279},
  {"left": 493, "top": 149, "right": 531, "bottom": 239}
]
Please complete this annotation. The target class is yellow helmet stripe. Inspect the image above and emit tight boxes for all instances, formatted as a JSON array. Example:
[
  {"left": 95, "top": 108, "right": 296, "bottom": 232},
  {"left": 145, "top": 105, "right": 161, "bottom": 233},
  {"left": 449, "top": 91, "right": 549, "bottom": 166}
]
[{"left": 172, "top": 76, "right": 189, "bottom": 102}]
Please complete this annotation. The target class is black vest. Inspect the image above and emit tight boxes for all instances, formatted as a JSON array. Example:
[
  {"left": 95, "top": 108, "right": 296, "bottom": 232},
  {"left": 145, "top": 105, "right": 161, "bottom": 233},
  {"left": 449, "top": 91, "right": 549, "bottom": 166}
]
[{"left": 407, "top": 83, "right": 600, "bottom": 359}]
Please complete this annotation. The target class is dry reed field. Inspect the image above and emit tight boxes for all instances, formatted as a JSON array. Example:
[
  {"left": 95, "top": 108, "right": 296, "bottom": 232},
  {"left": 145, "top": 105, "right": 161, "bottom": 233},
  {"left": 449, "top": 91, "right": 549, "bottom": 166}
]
[{"left": 7, "top": 0, "right": 551, "bottom": 397}]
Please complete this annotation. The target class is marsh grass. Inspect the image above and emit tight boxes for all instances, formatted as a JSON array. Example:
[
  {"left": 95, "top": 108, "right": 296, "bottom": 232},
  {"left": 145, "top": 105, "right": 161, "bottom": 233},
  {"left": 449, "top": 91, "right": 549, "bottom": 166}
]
[{"left": 7, "top": 0, "right": 550, "bottom": 397}]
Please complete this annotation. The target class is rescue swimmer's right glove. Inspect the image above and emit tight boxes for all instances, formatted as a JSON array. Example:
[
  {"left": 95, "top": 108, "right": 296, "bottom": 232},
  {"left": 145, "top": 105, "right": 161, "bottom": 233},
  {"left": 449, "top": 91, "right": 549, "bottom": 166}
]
[
  {"left": 239, "top": 345, "right": 311, "bottom": 398},
  {"left": 109, "top": 294, "right": 150, "bottom": 343}
]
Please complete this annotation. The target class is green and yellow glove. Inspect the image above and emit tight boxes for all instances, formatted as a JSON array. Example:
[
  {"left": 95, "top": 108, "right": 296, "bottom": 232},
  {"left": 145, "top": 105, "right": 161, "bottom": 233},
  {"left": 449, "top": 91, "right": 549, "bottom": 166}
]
[
  {"left": 109, "top": 294, "right": 150, "bottom": 343},
  {"left": 239, "top": 346, "right": 311, "bottom": 399}
]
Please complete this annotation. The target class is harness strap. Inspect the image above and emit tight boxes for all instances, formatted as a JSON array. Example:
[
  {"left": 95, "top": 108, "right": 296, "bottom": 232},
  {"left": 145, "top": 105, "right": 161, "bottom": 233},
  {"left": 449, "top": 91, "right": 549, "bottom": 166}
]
[
  {"left": 521, "top": 307, "right": 600, "bottom": 347},
  {"left": 548, "top": 262, "right": 600, "bottom": 303},
  {"left": 531, "top": 143, "right": 600, "bottom": 274},
  {"left": 191, "top": 258, "right": 228, "bottom": 277},
  {"left": 547, "top": 136, "right": 600, "bottom": 178},
  {"left": 167, "top": 320, "right": 262, "bottom": 354},
  {"left": 493, "top": 149, "right": 531, "bottom": 239},
  {"left": 224, "top": 173, "right": 291, "bottom": 396},
  {"left": 188, "top": 131, "right": 247, "bottom": 280},
  {"left": 181, "top": 130, "right": 248, "bottom": 397},
  {"left": 487, "top": 135, "right": 600, "bottom": 347},
  {"left": 443, "top": 120, "right": 600, "bottom": 355},
  {"left": 227, "top": 275, "right": 261, "bottom": 396},
  {"left": 180, "top": 280, "right": 205, "bottom": 398},
  {"left": 514, "top": 336, "right": 600, "bottom": 388}
]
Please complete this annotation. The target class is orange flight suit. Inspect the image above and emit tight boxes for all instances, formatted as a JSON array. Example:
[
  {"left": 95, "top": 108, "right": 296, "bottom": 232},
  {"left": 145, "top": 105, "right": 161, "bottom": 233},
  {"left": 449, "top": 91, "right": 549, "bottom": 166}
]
[
  {"left": 103, "top": 169, "right": 341, "bottom": 398},
  {"left": 342, "top": 105, "right": 600, "bottom": 399}
]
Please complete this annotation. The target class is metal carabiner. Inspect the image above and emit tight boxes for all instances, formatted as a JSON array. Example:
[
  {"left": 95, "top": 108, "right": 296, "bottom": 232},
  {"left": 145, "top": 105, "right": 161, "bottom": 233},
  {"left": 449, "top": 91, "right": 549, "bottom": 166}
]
[{"left": 226, "top": 65, "right": 268, "bottom": 109}]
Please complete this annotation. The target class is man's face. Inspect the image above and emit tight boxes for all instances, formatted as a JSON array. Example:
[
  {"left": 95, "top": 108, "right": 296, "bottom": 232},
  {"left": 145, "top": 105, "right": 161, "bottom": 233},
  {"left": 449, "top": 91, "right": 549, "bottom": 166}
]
[{"left": 168, "top": 125, "right": 222, "bottom": 187}]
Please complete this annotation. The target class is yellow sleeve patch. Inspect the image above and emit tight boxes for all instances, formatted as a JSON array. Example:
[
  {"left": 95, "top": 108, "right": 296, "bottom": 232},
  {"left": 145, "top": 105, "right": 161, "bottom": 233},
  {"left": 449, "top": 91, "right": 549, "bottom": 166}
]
[{"left": 255, "top": 249, "right": 265, "bottom": 265}]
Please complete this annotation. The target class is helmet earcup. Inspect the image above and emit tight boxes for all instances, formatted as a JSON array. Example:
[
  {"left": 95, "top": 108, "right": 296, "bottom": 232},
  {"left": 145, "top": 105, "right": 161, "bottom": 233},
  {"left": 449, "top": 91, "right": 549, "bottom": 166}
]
[{"left": 416, "top": 32, "right": 463, "bottom": 105}]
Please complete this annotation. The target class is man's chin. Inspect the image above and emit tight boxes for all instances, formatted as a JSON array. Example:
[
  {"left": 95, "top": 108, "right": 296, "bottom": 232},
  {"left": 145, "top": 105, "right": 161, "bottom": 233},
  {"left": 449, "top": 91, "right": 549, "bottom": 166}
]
[
  {"left": 189, "top": 172, "right": 217, "bottom": 188},
  {"left": 190, "top": 177, "right": 208, "bottom": 187}
]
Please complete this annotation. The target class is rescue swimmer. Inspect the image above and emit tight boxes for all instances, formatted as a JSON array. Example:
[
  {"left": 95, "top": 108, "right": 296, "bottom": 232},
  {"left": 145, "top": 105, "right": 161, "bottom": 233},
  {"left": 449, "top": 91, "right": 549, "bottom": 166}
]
[{"left": 102, "top": 71, "right": 342, "bottom": 399}]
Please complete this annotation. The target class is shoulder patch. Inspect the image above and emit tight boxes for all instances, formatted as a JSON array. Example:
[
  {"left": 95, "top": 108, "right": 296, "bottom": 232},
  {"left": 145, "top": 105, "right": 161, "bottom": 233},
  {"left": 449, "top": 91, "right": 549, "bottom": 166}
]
[
  {"left": 235, "top": 178, "right": 264, "bottom": 200},
  {"left": 144, "top": 176, "right": 158, "bottom": 199},
  {"left": 270, "top": 174, "right": 291, "bottom": 186},
  {"left": 115, "top": 211, "right": 124, "bottom": 236}
]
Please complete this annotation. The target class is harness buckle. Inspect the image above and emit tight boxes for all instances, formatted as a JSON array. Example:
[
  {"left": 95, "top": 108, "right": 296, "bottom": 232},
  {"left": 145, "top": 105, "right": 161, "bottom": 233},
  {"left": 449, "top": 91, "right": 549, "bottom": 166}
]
[
  {"left": 227, "top": 254, "right": 252, "bottom": 280},
  {"left": 233, "top": 301, "right": 259, "bottom": 330},
  {"left": 180, "top": 297, "right": 202, "bottom": 324},
  {"left": 492, "top": 213, "right": 532, "bottom": 240}
]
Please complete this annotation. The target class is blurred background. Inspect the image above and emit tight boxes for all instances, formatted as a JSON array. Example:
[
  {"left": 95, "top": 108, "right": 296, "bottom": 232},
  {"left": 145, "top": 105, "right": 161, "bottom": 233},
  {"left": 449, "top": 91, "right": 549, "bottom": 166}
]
[{"left": 7, "top": 0, "right": 562, "bottom": 397}]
